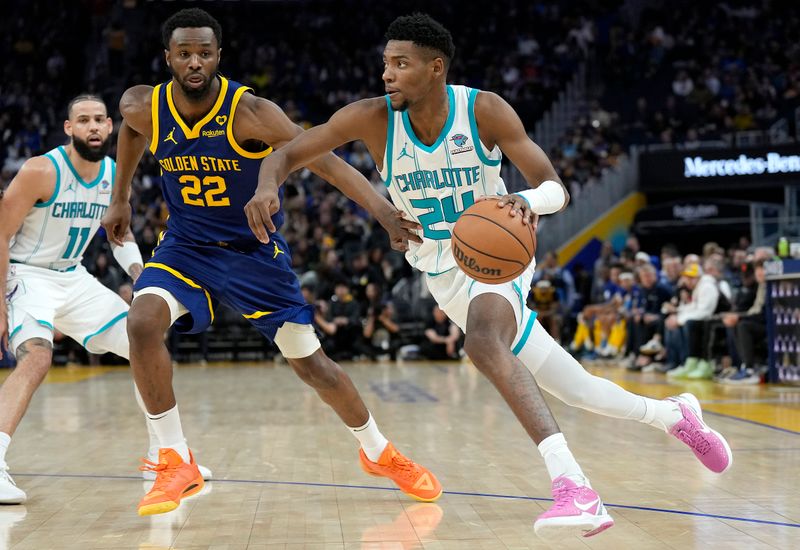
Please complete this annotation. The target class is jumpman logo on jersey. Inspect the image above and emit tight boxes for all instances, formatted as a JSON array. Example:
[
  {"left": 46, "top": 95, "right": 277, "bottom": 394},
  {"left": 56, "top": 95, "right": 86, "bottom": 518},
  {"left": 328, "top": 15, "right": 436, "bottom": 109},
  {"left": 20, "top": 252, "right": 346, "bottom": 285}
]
[
  {"left": 397, "top": 142, "right": 414, "bottom": 160},
  {"left": 64, "top": 182, "right": 76, "bottom": 192},
  {"left": 164, "top": 127, "right": 178, "bottom": 145},
  {"left": 273, "top": 242, "right": 284, "bottom": 259}
]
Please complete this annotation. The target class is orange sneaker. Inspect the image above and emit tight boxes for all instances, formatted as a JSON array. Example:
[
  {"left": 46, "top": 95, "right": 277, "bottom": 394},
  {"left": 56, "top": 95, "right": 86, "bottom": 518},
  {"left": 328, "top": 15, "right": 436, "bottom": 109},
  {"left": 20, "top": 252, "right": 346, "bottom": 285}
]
[
  {"left": 137, "top": 448, "right": 204, "bottom": 516},
  {"left": 359, "top": 442, "right": 442, "bottom": 502}
]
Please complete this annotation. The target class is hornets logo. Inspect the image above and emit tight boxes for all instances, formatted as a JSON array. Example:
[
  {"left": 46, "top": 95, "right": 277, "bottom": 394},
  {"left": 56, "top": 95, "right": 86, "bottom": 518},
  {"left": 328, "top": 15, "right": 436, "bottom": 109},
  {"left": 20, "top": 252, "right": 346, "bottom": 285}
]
[
  {"left": 450, "top": 134, "right": 469, "bottom": 147},
  {"left": 449, "top": 133, "right": 474, "bottom": 155}
]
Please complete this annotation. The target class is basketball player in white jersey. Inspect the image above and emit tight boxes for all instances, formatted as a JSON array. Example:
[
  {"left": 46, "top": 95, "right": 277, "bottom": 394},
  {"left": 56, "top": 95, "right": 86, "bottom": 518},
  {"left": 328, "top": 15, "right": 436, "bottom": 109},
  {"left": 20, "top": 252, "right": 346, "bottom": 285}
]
[
  {"left": 248, "top": 14, "right": 733, "bottom": 541},
  {"left": 0, "top": 95, "right": 211, "bottom": 504}
]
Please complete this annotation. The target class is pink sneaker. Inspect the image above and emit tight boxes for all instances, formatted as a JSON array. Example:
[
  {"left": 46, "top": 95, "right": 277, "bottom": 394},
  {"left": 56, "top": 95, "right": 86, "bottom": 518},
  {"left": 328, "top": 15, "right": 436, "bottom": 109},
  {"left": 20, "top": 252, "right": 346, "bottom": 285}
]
[
  {"left": 533, "top": 476, "right": 614, "bottom": 541},
  {"left": 667, "top": 393, "right": 733, "bottom": 474}
]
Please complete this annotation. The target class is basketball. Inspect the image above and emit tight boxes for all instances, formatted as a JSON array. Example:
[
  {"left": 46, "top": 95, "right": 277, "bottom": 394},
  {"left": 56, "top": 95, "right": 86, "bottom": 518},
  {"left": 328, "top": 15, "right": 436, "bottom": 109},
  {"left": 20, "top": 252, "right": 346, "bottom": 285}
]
[{"left": 451, "top": 197, "right": 536, "bottom": 284}]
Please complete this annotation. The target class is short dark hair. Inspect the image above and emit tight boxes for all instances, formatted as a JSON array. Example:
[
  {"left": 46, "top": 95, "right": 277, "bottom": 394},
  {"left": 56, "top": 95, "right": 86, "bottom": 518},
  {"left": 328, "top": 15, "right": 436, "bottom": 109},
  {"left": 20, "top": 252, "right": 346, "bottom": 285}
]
[
  {"left": 161, "top": 8, "right": 222, "bottom": 49},
  {"left": 67, "top": 94, "right": 106, "bottom": 117},
  {"left": 385, "top": 13, "right": 455, "bottom": 66}
]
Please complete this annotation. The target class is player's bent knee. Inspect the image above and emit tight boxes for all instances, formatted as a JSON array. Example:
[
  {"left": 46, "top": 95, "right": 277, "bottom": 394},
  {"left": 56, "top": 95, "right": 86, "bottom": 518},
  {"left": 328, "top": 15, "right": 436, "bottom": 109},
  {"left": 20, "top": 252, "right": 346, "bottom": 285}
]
[
  {"left": 463, "top": 332, "right": 504, "bottom": 367},
  {"left": 287, "top": 351, "right": 339, "bottom": 390},
  {"left": 14, "top": 338, "right": 54, "bottom": 380},
  {"left": 274, "top": 322, "right": 321, "bottom": 359},
  {"left": 127, "top": 298, "right": 170, "bottom": 343}
]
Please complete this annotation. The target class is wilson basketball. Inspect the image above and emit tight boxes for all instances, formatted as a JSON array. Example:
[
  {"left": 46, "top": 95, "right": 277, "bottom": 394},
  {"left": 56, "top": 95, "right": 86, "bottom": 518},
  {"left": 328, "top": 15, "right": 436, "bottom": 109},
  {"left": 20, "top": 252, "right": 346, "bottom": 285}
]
[{"left": 451, "top": 197, "right": 536, "bottom": 284}]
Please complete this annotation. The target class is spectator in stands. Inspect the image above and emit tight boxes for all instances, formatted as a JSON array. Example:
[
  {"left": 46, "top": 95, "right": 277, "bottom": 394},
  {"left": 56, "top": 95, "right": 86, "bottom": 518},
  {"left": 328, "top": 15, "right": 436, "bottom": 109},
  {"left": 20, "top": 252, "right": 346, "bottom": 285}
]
[
  {"left": 362, "top": 300, "right": 400, "bottom": 360},
  {"left": 422, "top": 306, "right": 462, "bottom": 361},
  {"left": 720, "top": 260, "right": 767, "bottom": 384},
  {"left": 320, "top": 281, "right": 362, "bottom": 361},
  {"left": 534, "top": 251, "right": 576, "bottom": 313},
  {"left": 91, "top": 252, "right": 122, "bottom": 292},
  {"left": 528, "top": 276, "right": 562, "bottom": 343},
  {"left": 628, "top": 263, "right": 674, "bottom": 371},
  {"left": 666, "top": 263, "right": 723, "bottom": 380}
]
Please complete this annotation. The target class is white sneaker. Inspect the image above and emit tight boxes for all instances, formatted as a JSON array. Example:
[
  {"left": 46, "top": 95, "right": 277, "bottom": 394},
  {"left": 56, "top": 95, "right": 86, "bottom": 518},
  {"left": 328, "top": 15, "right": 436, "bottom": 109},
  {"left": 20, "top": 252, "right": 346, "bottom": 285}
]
[
  {"left": 639, "top": 338, "right": 664, "bottom": 356},
  {"left": 142, "top": 449, "right": 213, "bottom": 481},
  {"left": 0, "top": 463, "right": 26, "bottom": 504}
]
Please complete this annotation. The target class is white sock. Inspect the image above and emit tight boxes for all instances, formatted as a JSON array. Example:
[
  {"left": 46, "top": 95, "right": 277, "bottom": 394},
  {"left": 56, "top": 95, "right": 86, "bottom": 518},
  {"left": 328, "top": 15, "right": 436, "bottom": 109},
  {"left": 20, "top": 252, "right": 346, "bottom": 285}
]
[
  {"left": 0, "top": 432, "right": 10, "bottom": 465},
  {"left": 133, "top": 385, "right": 160, "bottom": 452},
  {"left": 640, "top": 398, "right": 683, "bottom": 432},
  {"left": 349, "top": 412, "right": 389, "bottom": 462},
  {"left": 146, "top": 405, "right": 190, "bottom": 462},
  {"left": 537, "top": 433, "right": 589, "bottom": 487}
]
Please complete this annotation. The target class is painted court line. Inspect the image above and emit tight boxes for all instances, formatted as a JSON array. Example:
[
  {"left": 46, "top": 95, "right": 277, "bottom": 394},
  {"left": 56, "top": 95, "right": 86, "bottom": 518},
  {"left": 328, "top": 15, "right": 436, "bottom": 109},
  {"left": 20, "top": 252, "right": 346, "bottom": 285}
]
[{"left": 12, "top": 472, "right": 800, "bottom": 529}]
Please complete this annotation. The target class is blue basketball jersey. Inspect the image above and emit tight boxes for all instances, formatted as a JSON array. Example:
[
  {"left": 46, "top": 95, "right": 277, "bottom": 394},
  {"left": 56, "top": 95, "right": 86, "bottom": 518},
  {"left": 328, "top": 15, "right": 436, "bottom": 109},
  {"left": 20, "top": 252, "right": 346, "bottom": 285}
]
[{"left": 149, "top": 76, "right": 283, "bottom": 244}]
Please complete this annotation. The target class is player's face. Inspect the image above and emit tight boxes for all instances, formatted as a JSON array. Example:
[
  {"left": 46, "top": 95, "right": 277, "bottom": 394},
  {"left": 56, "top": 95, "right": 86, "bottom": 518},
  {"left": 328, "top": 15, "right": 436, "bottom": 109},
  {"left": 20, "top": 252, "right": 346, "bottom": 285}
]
[
  {"left": 382, "top": 40, "right": 444, "bottom": 111},
  {"left": 65, "top": 100, "right": 112, "bottom": 162},
  {"left": 165, "top": 27, "right": 220, "bottom": 100}
]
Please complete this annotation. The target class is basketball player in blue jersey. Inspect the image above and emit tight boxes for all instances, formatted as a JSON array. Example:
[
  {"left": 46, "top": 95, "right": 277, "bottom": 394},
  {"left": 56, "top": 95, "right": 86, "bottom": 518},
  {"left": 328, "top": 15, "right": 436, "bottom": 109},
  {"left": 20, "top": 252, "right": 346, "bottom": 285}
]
[
  {"left": 102, "top": 8, "right": 440, "bottom": 516},
  {"left": 0, "top": 95, "right": 212, "bottom": 504},
  {"left": 251, "top": 13, "right": 734, "bottom": 541}
]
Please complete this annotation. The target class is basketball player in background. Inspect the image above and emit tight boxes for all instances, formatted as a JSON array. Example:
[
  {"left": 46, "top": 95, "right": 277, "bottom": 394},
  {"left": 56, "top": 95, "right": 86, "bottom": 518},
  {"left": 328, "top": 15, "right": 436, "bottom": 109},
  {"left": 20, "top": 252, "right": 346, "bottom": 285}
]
[
  {"left": 102, "top": 8, "right": 439, "bottom": 517},
  {"left": 0, "top": 95, "right": 211, "bottom": 505},
  {"left": 250, "top": 13, "right": 733, "bottom": 541}
]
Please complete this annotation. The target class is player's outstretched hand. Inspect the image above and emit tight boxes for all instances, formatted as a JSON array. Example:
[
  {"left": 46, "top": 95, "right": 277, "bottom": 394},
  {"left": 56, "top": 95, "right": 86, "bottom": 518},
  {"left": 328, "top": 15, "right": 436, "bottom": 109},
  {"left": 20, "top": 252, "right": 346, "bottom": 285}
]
[
  {"left": 102, "top": 201, "right": 132, "bottom": 247},
  {"left": 481, "top": 194, "right": 539, "bottom": 230},
  {"left": 245, "top": 183, "right": 280, "bottom": 244},
  {"left": 381, "top": 210, "right": 423, "bottom": 252}
]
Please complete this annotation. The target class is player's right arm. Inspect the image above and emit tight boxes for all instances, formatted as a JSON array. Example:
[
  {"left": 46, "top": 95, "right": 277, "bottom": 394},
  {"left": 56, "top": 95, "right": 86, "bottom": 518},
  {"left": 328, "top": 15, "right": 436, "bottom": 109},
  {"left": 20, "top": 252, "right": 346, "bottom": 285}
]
[
  {"left": 0, "top": 157, "right": 57, "bottom": 350},
  {"left": 247, "top": 99, "right": 385, "bottom": 240},
  {"left": 102, "top": 85, "right": 152, "bottom": 246}
]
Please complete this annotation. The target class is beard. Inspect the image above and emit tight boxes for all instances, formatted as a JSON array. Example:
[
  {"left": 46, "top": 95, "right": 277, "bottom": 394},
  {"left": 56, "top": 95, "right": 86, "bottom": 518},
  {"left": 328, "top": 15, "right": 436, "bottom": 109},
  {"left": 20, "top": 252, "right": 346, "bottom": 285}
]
[
  {"left": 169, "top": 65, "right": 214, "bottom": 101},
  {"left": 72, "top": 134, "right": 110, "bottom": 162}
]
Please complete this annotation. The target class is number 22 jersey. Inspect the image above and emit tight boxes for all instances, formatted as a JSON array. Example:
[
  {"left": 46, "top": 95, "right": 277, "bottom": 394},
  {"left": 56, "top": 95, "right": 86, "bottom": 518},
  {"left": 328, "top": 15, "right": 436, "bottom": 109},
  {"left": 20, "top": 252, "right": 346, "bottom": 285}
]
[{"left": 149, "top": 75, "right": 281, "bottom": 244}]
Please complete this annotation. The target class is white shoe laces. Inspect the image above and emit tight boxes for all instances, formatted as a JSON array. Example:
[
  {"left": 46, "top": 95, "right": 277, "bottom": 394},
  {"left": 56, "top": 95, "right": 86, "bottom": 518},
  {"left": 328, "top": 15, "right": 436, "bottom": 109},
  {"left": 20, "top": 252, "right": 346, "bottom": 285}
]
[{"left": 0, "top": 464, "right": 18, "bottom": 487}]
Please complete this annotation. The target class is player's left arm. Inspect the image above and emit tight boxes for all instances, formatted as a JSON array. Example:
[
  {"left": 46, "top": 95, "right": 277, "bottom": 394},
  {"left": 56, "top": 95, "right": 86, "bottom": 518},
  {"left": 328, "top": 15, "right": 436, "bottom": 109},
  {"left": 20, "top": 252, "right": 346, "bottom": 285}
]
[
  {"left": 473, "top": 91, "right": 570, "bottom": 225},
  {"left": 109, "top": 227, "right": 144, "bottom": 283},
  {"left": 234, "top": 94, "right": 421, "bottom": 249}
]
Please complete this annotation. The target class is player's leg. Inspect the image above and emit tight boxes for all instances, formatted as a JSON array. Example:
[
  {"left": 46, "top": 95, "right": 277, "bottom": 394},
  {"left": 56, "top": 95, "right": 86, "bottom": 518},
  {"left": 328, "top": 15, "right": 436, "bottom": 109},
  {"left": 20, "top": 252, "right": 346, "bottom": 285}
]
[
  {"left": 125, "top": 288, "right": 205, "bottom": 515},
  {"left": 0, "top": 319, "right": 54, "bottom": 504},
  {"left": 519, "top": 320, "right": 733, "bottom": 473},
  {"left": 462, "top": 295, "right": 613, "bottom": 540},
  {"left": 273, "top": 322, "right": 442, "bottom": 502}
]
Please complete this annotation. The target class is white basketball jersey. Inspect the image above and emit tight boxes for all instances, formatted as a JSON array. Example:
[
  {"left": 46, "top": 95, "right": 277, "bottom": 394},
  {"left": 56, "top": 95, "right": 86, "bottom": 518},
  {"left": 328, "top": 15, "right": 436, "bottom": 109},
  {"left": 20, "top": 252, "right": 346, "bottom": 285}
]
[
  {"left": 378, "top": 85, "right": 508, "bottom": 274},
  {"left": 9, "top": 146, "right": 115, "bottom": 271}
]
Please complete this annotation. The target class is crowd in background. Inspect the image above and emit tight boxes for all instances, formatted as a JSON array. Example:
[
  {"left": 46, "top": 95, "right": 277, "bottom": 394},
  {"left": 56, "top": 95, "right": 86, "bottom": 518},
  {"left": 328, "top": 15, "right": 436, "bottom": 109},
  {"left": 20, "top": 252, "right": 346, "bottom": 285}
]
[{"left": 0, "top": 1, "right": 790, "bottom": 380}]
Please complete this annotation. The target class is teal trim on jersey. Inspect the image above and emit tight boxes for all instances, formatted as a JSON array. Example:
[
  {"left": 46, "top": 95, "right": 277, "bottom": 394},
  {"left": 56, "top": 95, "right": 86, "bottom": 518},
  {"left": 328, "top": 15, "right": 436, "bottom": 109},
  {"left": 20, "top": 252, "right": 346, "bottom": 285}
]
[
  {"left": 110, "top": 159, "right": 117, "bottom": 188},
  {"left": 512, "top": 281, "right": 525, "bottom": 316},
  {"left": 57, "top": 146, "right": 107, "bottom": 188},
  {"left": 8, "top": 324, "right": 23, "bottom": 342},
  {"left": 82, "top": 311, "right": 128, "bottom": 347},
  {"left": 383, "top": 96, "right": 394, "bottom": 187},
  {"left": 467, "top": 88, "right": 501, "bottom": 167},
  {"left": 512, "top": 310, "right": 538, "bottom": 356},
  {"left": 401, "top": 86, "right": 455, "bottom": 154},
  {"left": 36, "top": 319, "right": 54, "bottom": 330},
  {"left": 35, "top": 153, "right": 61, "bottom": 208},
  {"left": 467, "top": 278, "right": 477, "bottom": 297},
  {"left": 427, "top": 267, "right": 456, "bottom": 277}
]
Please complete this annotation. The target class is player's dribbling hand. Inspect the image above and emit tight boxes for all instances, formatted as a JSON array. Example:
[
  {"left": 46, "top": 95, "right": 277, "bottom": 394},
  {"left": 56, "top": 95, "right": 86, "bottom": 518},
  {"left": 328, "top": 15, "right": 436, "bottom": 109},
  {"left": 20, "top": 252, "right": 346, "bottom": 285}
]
[
  {"left": 381, "top": 210, "right": 423, "bottom": 252},
  {"left": 245, "top": 183, "right": 280, "bottom": 244},
  {"left": 480, "top": 194, "right": 539, "bottom": 230},
  {"left": 101, "top": 201, "right": 132, "bottom": 247}
]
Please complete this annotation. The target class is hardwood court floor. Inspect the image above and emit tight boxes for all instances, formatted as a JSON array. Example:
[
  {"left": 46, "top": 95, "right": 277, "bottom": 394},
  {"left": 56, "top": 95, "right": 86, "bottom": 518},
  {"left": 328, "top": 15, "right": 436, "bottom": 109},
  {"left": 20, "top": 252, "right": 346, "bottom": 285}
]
[{"left": 0, "top": 359, "right": 798, "bottom": 549}]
